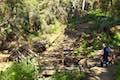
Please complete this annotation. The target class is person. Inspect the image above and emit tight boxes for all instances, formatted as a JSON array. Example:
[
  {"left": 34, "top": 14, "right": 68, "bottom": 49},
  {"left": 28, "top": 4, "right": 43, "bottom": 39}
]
[{"left": 101, "top": 43, "right": 112, "bottom": 66}]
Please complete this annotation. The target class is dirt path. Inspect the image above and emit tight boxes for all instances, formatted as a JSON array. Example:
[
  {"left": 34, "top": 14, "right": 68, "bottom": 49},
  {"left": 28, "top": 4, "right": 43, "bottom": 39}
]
[
  {"left": 82, "top": 55, "right": 116, "bottom": 80},
  {"left": 87, "top": 64, "right": 115, "bottom": 80}
]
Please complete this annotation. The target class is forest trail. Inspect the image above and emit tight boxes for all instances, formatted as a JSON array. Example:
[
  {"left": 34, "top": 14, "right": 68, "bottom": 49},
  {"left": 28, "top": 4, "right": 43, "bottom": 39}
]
[
  {"left": 0, "top": 22, "right": 117, "bottom": 80},
  {"left": 85, "top": 59, "right": 116, "bottom": 80},
  {"left": 86, "top": 67, "right": 115, "bottom": 80},
  {"left": 38, "top": 22, "right": 116, "bottom": 80},
  {"left": 38, "top": 22, "right": 94, "bottom": 75}
]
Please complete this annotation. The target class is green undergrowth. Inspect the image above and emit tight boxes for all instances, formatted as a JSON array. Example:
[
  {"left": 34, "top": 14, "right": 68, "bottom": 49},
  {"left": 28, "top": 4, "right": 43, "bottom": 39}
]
[
  {"left": 113, "top": 32, "right": 120, "bottom": 46},
  {"left": 0, "top": 58, "right": 85, "bottom": 80},
  {"left": 74, "top": 32, "right": 120, "bottom": 57},
  {"left": 116, "top": 63, "right": 120, "bottom": 80},
  {"left": 0, "top": 57, "right": 39, "bottom": 80},
  {"left": 68, "top": 10, "right": 120, "bottom": 57},
  {"left": 52, "top": 70, "right": 85, "bottom": 80}
]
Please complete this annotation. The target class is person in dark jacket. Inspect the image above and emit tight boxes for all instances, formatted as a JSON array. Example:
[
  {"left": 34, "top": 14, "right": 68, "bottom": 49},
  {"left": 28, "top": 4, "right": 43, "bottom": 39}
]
[{"left": 101, "top": 43, "right": 112, "bottom": 66}]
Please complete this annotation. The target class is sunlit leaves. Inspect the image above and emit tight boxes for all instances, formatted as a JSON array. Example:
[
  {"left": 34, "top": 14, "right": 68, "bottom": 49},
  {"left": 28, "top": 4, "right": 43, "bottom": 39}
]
[{"left": 24, "top": 0, "right": 39, "bottom": 12}]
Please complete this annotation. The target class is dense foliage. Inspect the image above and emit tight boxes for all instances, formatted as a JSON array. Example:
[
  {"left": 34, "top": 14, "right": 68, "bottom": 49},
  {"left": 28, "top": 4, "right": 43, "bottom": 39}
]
[{"left": 0, "top": 57, "right": 39, "bottom": 80}]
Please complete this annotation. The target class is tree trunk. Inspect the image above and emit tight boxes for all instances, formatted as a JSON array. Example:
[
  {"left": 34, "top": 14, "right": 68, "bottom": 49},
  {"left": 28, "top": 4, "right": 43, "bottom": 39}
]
[{"left": 82, "top": 0, "right": 86, "bottom": 11}]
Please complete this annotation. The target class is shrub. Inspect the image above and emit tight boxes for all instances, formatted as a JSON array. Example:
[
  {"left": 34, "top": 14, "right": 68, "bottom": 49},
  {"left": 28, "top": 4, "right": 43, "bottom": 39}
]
[
  {"left": 0, "top": 57, "right": 39, "bottom": 80},
  {"left": 52, "top": 70, "right": 85, "bottom": 80},
  {"left": 112, "top": 32, "right": 120, "bottom": 46}
]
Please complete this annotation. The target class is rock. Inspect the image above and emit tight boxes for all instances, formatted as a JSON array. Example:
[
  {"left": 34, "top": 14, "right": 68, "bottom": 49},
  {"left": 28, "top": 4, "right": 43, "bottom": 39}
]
[
  {"left": 41, "top": 70, "right": 56, "bottom": 77},
  {"left": 32, "top": 41, "right": 46, "bottom": 53},
  {"left": 88, "top": 76, "right": 101, "bottom": 80},
  {"left": 64, "top": 56, "right": 79, "bottom": 67},
  {"left": 110, "top": 25, "right": 120, "bottom": 32},
  {"left": 79, "top": 58, "right": 87, "bottom": 66},
  {"left": 87, "top": 59, "right": 96, "bottom": 68},
  {"left": 0, "top": 41, "right": 10, "bottom": 51},
  {"left": 6, "top": 32, "right": 17, "bottom": 42},
  {"left": 90, "top": 67, "right": 107, "bottom": 75}
]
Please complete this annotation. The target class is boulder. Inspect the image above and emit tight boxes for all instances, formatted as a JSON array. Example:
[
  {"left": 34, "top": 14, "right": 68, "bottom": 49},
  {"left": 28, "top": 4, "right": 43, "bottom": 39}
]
[{"left": 32, "top": 41, "right": 46, "bottom": 53}]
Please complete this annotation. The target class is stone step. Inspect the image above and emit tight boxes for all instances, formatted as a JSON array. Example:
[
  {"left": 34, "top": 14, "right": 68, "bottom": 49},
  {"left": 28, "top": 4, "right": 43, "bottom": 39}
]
[
  {"left": 43, "top": 52, "right": 62, "bottom": 56},
  {"left": 42, "top": 49, "right": 74, "bottom": 56},
  {"left": 41, "top": 69, "right": 56, "bottom": 77},
  {"left": 39, "top": 57, "right": 63, "bottom": 63},
  {"left": 41, "top": 66, "right": 80, "bottom": 77}
]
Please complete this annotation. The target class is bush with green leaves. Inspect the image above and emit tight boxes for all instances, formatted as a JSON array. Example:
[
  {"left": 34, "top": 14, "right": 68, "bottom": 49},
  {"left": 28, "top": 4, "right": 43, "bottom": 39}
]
[
  {"left": 74, "top": 40, "right": 88, "bottom": 56},
  {"left": 0, "top": 57, "right": 39, "bottom": 80},
  {"left": 52, "top": 70, "right": 85, "bottom": 80},
  {"left": 116, "top": 63, "right": 120, "bottom": 80},
  {"left": 112, "top": 32, "right": 120, "bottom": 46},
  {"left": 74, "top": 31, "right": 120, "bottom": 57}
]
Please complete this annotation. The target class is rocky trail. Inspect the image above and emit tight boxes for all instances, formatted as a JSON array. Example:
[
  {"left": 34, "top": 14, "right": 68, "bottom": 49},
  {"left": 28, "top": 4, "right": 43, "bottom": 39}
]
[
  {"left": 38, "top": 23, "right": 93, "bottom": 75},
  {"left": 84, "top": 58, "right": 116, "bottom": 80},
  {"left": 37, "top": 23, "right": 117, "bottom": 80},
  {"left": 0, "top": 22, "right": 119, "bottom": 80}
]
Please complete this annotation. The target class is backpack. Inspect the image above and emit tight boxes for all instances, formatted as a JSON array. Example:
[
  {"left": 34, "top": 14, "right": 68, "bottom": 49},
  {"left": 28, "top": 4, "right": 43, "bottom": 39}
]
[{"left": 104, "top": 47, "right": 111, "bottom": 55}]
